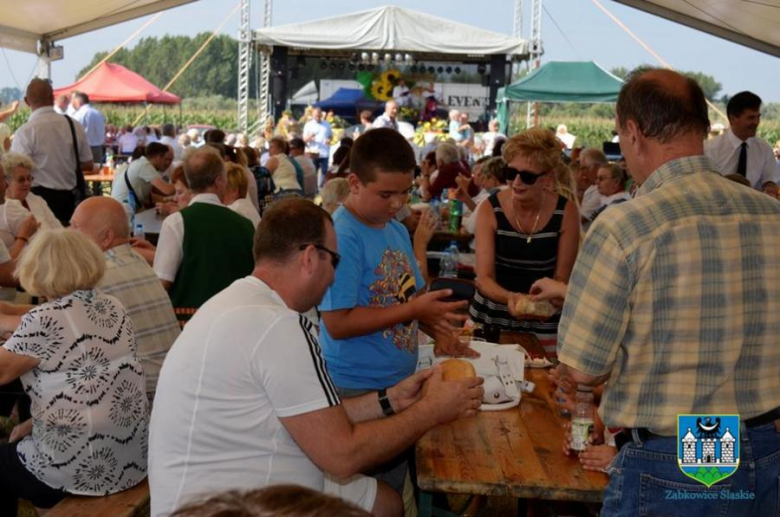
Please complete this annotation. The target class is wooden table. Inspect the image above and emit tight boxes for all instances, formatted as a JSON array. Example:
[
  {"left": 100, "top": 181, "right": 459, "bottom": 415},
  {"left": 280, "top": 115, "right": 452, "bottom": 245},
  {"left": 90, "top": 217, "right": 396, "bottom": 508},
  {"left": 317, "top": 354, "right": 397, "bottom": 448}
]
[
  {"left": 134, "top": 209, "right": 164, "bottom": 244},
  {"left": 415, "top": 332, "right": 607, "bottom": 515},
  {"left": 84, "top": 171, "right": 115, "bottom": 197}
]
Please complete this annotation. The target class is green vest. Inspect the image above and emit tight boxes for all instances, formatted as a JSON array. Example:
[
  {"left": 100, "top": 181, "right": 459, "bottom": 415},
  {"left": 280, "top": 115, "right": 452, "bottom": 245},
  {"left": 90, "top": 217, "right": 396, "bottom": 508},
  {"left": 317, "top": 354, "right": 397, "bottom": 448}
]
[{"left": 170, "top": 202, "right": 255, "bottom": 324}]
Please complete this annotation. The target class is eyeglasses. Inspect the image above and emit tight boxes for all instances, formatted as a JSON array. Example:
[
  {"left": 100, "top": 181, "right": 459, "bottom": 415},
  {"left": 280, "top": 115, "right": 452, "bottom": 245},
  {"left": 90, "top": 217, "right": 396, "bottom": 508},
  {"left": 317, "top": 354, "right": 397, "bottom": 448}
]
[
  {"left": 503, "top": 167, "right": 548, "bottom": 185},
  {"left": 299, "top": 244, "right": 341, "bottom": 269}
]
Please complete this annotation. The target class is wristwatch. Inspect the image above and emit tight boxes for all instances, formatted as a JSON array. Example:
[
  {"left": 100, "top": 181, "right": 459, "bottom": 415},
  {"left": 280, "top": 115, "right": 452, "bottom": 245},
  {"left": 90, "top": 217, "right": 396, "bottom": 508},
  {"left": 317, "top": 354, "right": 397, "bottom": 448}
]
[{"left": 378, "top": 388, "right": 395, "bottom": 416}]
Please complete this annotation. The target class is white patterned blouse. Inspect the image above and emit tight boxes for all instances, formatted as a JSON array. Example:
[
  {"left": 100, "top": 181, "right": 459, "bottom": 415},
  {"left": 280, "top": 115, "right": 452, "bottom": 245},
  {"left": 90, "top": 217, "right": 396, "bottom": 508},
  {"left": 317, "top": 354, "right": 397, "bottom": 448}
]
[{"left": 3, "top": 290, "right": 148, "bottom": 495}]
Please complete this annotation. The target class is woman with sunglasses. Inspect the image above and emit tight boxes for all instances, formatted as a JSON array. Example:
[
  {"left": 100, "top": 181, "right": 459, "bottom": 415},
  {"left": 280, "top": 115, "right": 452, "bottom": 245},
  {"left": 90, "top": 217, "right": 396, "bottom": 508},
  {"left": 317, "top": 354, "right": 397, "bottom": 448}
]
[{"left": 469, "top": 128, "right": 580, "bottom": 358}]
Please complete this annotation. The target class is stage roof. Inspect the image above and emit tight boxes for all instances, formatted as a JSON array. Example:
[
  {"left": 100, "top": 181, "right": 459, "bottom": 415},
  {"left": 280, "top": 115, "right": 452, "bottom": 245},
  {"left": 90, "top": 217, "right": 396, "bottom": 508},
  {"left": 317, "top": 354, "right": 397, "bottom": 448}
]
[{"left": 254, "top": 6, "right": 530, "bottom": 59}]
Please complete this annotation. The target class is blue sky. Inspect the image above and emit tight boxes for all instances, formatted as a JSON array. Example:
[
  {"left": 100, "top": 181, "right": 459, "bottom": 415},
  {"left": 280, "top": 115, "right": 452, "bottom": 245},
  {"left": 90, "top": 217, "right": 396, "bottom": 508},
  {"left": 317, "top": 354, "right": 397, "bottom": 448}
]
[{"left": 1, "top": 0, "right": 778, "bottom": 105}]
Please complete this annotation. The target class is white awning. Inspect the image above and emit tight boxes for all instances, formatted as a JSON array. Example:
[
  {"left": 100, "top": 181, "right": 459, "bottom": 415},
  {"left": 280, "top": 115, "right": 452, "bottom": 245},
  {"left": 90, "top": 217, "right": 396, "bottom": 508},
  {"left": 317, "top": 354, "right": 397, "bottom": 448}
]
[
  {"left": 614, "top": 0, "right": 780, "bottom": 58},
  {"left": 0, "top": 0, "right": 197, "bottom": 54},
  {"left": 253, "top": 6, "right": 529, "bottom": 57}
]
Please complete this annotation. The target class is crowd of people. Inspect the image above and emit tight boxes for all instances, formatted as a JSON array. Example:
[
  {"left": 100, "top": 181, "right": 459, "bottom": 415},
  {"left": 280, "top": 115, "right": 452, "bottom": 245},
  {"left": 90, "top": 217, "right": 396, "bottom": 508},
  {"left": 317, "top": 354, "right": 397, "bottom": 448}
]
[{"left": 0, "top": 67, "right": 776, "bottom": 517}]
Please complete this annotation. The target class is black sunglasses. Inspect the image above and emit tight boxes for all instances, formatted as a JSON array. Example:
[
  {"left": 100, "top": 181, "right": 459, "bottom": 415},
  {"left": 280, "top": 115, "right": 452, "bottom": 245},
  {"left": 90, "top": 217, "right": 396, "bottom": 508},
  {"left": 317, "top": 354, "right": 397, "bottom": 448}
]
[
  {"left": 300, "top": 244, "right": 341, "bottom": 269},
  {"left": 503, "top": 167, "right": 548, "bottom": 185}
]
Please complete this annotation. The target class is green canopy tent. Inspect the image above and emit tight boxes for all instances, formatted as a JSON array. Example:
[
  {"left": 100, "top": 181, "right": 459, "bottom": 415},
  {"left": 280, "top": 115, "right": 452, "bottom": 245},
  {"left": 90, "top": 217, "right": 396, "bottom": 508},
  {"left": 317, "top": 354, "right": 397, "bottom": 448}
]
[{"left": 496, "top": 61, "right": 623, "bottom": 134}]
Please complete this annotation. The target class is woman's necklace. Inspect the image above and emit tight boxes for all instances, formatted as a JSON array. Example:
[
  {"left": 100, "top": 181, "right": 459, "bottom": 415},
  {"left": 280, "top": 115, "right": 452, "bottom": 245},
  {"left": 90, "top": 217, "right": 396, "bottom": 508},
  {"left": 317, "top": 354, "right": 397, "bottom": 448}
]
[{"left": 512, "top": 198, "right": 542, "bottom": 244}]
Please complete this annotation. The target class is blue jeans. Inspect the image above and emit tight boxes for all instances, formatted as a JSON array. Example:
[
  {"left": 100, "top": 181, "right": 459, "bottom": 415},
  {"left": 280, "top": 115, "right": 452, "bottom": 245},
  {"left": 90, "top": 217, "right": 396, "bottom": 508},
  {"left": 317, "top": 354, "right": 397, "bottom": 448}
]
[
  {"left": 601, "top": 423, "right": 780, "bottom": 516},
  {"left": 315, "top": 157, "right": 329, "bottom": 187}
]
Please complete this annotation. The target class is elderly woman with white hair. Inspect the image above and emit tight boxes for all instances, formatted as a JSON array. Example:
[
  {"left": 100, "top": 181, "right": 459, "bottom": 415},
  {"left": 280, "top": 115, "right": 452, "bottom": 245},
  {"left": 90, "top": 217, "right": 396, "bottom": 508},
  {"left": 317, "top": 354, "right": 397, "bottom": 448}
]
[
  {"left": 2, "top": 152, "right": 62, "bottom": 233},
  {"left": 0, "top": 229, "right": 148, "bottom": 514}
]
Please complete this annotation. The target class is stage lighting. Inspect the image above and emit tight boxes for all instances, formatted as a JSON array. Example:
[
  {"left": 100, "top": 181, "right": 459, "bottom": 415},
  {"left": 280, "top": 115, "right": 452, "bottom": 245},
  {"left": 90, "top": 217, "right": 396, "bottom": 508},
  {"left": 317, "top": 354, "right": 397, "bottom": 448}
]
[
  {"left": 455, "top": 67, "right": 461, "bottom": 74},
  {"left": 371, "top": 53, "right": 379, "bottom": 65},
  {"left": 404, "top": 54, "right": 413, "bottom": 63},
  {"left": 477, "top": 64, "right": 487, "bottom": 75},
  {"left": 358, "top": 64, "right": 365, "bottom": 71},
  {"left": 320, "top": 60, "right": 328, "bottom": 70},
  {"left": 427, "top": 66, "right": 435, "bottom": 74},
  {"left": 395, "top": 53, "right": 403, "bottom": 62},
  {"left": 437, "top": 66, "right": 444, "bottom": 73},
  {"left": 410, "top": 65, "right": 418, "bottom": 73},
  {"left": 330, "top": 62, "right": 337, "bottom": 70},
  {"left": 446, "top": 66, "right": 452, "bottom": 74},
  {"left": 368, "top": 64, "right": 375, "bottom": 71},
  {"left": 384, "top": 53, "right": 392, "bottom": 62},
  {"left": 361, "top": 52, "right": 370, "bottom": 63},
  {"left": 348, "top": 63, "right": 356, "bottom": 71},
  {"left": 338, "top": 62, "right": 346, "bottom": 70}
]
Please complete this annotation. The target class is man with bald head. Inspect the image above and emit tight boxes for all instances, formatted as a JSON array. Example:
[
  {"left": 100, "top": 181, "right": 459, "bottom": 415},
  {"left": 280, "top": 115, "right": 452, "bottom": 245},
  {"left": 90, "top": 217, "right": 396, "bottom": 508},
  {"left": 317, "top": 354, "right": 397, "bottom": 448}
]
[
  {"left": 11, "top": 78, "right": 93, "bottom": 223},
  {"left": 557, "top": 68, "right": 780, "bottom": 515},
  {"left": 153, "top": 149, "right": 255, "bottom": 325},
  {"left": 71, "top": 196, "right": 180, "bottom": 397}
]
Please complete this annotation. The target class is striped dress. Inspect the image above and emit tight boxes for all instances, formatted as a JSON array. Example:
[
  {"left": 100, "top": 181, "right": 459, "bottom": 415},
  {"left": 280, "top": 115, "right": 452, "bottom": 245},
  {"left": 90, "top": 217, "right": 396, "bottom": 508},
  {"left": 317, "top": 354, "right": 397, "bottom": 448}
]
[{"left": 470, "top": 193, "right": 567, "bottom": 357}]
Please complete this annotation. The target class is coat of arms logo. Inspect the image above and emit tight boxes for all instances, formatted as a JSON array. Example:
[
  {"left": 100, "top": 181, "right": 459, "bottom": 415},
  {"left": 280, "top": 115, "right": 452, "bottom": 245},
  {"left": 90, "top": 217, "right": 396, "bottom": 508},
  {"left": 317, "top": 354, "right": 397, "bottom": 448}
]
[{"left": 677, "top": 414, "right": 740, "bottom": 487}]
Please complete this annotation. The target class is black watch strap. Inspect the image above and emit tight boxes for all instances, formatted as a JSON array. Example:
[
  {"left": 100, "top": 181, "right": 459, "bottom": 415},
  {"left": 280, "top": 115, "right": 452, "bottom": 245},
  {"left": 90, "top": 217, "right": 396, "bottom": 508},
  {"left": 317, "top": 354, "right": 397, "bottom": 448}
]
[{"left": 378, "top": 388, "right": 395, "bottom": 416}]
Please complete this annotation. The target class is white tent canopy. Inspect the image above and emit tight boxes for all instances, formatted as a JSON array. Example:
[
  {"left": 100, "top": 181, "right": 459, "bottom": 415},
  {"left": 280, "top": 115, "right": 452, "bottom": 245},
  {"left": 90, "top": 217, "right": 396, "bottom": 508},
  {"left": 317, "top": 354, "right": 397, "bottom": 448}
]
[
  {"left": 0, "top": 0, "right": 196, "bottom": 54},
  {"left": 614, "top": 0, "right": 780, "bottom": 58},
  {"left": 253, "top": 6, "right": 529, "bottom": 57}
]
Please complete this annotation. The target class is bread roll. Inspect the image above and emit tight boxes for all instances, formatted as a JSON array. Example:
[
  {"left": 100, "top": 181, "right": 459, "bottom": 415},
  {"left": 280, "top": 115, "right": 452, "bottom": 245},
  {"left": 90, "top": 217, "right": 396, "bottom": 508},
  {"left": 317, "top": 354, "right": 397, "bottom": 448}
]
[
  {"left": 441, "top": 358, "right": 476, "bottom": 380},
  {"left": 514, "top": 294, "right": 556, "bottom": 319}
]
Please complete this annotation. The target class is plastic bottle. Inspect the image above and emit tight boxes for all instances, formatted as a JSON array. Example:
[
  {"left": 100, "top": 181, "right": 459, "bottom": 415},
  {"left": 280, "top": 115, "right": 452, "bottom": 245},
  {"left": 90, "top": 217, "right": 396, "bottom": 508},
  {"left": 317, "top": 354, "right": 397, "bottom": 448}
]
[
  {"left": 439, "top": 241, "right": 459, "bottom": 278},
  {"left": 570, "top": 385, "right": 595, "bottom": 452},
  {"left": 134, "top": 223, "right": 145, "bottom": 241}
]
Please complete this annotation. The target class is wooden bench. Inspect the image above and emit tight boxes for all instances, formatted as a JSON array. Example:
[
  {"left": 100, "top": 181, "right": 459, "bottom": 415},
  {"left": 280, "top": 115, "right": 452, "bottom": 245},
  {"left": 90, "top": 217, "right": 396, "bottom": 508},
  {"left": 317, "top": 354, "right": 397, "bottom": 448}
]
[{"left": 47, "top": 479, "right": 149, "bottom": 517}]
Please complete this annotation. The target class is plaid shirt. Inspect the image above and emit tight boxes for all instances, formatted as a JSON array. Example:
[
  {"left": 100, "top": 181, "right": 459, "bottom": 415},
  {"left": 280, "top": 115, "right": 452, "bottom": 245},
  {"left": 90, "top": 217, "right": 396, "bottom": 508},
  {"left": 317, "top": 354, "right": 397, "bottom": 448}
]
[
  {"left": 558, "top": 155, "right": 780, "bottom": 436},
  {"left": 100, "top": 244, "right": 181, "bottom": 394}
]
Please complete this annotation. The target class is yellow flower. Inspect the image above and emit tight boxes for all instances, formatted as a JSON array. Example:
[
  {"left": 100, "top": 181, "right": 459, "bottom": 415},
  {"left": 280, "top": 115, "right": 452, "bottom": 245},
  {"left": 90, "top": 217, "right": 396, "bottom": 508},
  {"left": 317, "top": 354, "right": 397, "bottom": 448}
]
[
  {"left": 381, "top": 69, "right": 401, "bottom": 84},
  {"left": 370, "top": 80, "right": 393, "bottom": 101}
]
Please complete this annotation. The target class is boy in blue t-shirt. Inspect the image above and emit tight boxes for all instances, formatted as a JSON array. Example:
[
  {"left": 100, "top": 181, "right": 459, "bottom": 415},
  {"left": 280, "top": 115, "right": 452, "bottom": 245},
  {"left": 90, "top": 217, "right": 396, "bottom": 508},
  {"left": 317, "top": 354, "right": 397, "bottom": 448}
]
[
  {"left": 319, "top": 128, "right": 472, "bottom": 493},
  {"left": 319, "top": 128, "right": 471, "bottom": 391}
]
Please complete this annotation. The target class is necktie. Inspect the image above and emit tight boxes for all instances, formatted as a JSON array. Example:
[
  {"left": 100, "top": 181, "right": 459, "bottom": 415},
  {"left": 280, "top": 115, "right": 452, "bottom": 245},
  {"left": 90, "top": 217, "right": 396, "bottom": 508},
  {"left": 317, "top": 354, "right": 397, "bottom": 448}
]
[{"left": 736, "top": 142, "right": 748, "bottom": 177}]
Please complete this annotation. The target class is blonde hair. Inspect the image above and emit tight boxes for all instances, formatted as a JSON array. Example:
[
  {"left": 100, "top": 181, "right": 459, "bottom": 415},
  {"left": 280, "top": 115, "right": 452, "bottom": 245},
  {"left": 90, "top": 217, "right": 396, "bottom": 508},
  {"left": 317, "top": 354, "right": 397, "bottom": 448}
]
[
  {"left": 16, "top": 230, "right": 105, "bottom": 299},
  {"left": 319, "top": 178, "right": 350, "bottom": 213},
  {"left": 553, "top": 162, "right": 579, "bottom": 205},
  {"left": 2, "top": 152, "right": 34, "bottom": 180},
  {"left": 225, "top": 162, "right": 249, "bottom": 198},
  {"left": 503, "top": 127, "right": 561, "bottom": 172}
]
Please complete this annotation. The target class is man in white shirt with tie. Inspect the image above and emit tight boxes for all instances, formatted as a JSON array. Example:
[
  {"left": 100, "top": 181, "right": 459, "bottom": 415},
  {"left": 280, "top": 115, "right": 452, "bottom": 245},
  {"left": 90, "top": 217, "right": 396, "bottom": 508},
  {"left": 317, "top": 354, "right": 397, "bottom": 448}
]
[{"left": 705, "top": 91, "right": 777, "bottom": 194}]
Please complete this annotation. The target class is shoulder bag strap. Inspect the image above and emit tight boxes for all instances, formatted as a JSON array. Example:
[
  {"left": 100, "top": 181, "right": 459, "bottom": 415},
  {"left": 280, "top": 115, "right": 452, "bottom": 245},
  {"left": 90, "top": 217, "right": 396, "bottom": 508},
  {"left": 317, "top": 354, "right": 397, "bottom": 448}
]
[{"left": 63, "top": 115, "right": 87, "bottom": 199}]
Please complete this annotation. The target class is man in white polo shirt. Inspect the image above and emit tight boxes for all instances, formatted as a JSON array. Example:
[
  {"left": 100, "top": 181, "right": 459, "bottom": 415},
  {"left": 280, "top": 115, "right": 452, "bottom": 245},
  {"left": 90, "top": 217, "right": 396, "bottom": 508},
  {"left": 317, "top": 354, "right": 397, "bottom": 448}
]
[{"left": 148, "top": 198, "right": 483, "bottom": 517}]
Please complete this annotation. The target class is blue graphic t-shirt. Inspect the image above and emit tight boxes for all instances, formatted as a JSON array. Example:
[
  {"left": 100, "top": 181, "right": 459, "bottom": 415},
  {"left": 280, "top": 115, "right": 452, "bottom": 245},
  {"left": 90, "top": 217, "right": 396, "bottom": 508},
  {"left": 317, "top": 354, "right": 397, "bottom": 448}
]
[{"left": 319, "top": 206, "right": 425, "bottom": 390}]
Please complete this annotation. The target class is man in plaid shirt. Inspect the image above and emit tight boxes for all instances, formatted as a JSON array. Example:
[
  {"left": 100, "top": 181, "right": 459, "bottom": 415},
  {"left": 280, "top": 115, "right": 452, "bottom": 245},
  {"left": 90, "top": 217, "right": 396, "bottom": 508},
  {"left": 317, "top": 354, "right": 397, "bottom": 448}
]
[{"left": 558, "top": 68, "right": 780, "bottom": 516}]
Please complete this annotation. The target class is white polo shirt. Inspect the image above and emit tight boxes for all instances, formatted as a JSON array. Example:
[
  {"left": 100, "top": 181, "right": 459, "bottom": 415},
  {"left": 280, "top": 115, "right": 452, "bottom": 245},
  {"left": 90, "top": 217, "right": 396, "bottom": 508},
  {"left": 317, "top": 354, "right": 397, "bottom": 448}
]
[
  {"left": 148, "top": 276, "right": 341, "bottom": 516},
  {"left": 11, "top": 107, "right": 93, "bottom": 190}
]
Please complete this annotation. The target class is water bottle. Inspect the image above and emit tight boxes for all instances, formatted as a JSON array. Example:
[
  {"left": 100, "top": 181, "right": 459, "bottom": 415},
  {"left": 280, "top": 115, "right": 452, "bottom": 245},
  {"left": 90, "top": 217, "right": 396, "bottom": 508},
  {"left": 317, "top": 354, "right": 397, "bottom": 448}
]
[
  {"left": 134, "top": 223, "right": 145, "bottom": 241},
  {"left": 570, "top": 385, "right": 595, "bottom": 452},
  {"left": 439, "top": 241, "right": 459, "bottom": 278}
]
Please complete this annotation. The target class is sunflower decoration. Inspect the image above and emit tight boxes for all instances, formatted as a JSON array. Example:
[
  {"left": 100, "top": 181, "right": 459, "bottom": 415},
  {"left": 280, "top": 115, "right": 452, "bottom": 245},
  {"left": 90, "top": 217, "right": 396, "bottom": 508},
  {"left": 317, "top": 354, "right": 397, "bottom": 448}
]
[
  {"left": 370, "top": 80, "right": 393, "bottom": 102},
  {"left": 380, "top": 69, "right": 401, "bottom": 85}
]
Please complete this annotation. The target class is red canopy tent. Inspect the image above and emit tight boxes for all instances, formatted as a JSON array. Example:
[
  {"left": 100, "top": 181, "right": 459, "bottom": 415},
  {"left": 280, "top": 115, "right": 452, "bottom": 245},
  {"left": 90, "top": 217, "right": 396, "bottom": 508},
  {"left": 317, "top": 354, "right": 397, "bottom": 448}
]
[{"left": 54, "top": 62, "right": 180, "bottom": 104}]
